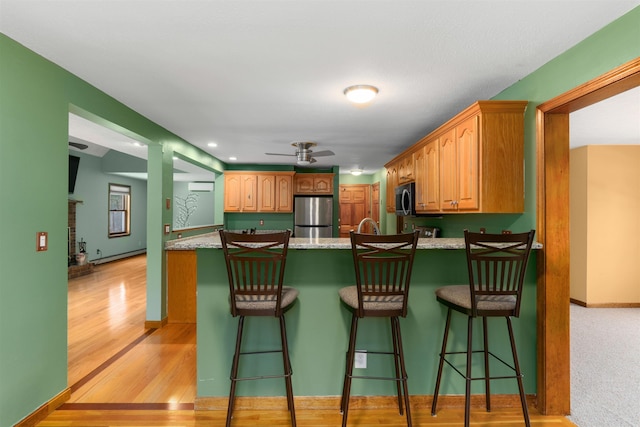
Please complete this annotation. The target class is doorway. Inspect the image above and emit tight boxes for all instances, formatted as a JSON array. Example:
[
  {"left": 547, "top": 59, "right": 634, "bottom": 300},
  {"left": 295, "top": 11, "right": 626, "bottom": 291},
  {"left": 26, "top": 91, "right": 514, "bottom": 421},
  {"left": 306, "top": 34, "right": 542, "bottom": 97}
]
[
  {"left": 536, "top": 57, "right": 640, "bottom": 414},
  {"left": 338, "top": 184, "right": 375, "bottom": 236}
]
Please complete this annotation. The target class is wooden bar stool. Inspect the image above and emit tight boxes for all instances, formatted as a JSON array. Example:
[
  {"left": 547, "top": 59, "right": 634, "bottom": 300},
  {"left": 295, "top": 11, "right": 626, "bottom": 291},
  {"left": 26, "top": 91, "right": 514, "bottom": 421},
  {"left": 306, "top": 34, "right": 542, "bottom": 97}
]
[
  {"left": 219, "top": 230, "right": 297, "bottom": 427},
  {"left": 339, "top": 230, "right": 420, "bottom": 427},
  {"left": 431, "top": 229, "right": 535, "bottom": 427}
]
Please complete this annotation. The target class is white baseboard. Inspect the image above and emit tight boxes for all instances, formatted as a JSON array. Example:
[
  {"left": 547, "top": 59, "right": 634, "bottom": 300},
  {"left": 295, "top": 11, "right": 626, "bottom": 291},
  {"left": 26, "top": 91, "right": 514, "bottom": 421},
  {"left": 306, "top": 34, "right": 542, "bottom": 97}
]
[{"left": 92, "top": 249, "right": 146, "bottom": 265}]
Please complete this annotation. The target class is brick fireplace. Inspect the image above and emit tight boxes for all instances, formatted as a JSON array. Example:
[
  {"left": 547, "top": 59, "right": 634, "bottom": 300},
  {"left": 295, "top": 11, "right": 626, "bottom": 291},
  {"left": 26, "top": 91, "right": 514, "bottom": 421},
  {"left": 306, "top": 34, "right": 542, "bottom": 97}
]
[{"left": 68, "top": 199, "right": 94, "bottom": 279}]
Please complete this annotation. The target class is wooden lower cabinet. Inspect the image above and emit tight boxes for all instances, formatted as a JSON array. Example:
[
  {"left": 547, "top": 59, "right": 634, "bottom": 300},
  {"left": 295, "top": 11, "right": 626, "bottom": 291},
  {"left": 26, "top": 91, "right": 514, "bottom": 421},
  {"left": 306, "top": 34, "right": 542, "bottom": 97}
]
[{"left": 167, "top": 250, "right": 197, "bottom": 323}]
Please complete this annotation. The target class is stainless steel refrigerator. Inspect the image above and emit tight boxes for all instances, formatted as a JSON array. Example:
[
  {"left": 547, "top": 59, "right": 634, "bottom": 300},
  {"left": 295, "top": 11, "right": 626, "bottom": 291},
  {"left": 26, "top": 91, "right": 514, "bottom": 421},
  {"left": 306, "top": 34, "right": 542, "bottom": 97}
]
[{"left": 294, "top": 196, "right": 333, "bottom": 238}]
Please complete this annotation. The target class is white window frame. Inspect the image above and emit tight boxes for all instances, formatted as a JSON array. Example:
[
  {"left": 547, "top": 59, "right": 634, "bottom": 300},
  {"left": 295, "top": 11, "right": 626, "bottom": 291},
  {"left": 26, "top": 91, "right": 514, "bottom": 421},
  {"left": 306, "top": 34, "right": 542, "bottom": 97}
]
[{"left": 108, "top": 183, "right": 131, "bottom": 238}]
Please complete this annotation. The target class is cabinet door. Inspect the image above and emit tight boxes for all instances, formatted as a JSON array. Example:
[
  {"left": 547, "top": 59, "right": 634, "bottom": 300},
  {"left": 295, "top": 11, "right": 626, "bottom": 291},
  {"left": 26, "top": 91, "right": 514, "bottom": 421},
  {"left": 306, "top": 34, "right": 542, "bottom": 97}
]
[
  {"left": 241, "top": 175, "right": 257, "bottom": 212},
  {"left": 414, "top": 148, "right": 426, "bottom": 212},
  {"left": 257, "top": 175, "right": 276, "bottom": 212},
  {"left": 398, "top": 157, "right": 407, "bottom": 184},
  {"left": 439, "top": 129, "right": 457, "bottom": 211},
  {"left": 294, "top": 175, "right": 315, "bottom": 193},
  {"left": 275, "top": 174, "right": 293, "bottom": 212},
  {"left": 456, "top": 115, "right": 479, "bottom": 211},
  {"left": 224, "top": 174, "right": 242, "bottom": 212},
  {"left": 313, "top": 175, "right": 333, "bottom": 194},
  {"left": 385, "top": 164, "right": 397, "bottom": 213},
  {"left": 424, "top": 139, "right": 440, "bottom": 211}
]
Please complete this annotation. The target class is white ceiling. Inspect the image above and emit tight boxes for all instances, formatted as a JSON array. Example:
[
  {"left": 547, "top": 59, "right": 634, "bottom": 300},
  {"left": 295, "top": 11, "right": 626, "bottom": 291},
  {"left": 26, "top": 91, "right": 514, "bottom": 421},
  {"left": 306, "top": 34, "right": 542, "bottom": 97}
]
[{"left": 2, "top": 0, "right": 639, "bottom": 175}]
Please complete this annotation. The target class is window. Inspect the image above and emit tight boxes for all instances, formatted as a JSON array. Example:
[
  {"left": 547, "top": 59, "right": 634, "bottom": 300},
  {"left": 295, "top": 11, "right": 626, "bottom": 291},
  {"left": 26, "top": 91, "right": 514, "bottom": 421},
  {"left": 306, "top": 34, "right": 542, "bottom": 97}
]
[{"left": 109, "top": 184, "right": 131, "bottom": 238}]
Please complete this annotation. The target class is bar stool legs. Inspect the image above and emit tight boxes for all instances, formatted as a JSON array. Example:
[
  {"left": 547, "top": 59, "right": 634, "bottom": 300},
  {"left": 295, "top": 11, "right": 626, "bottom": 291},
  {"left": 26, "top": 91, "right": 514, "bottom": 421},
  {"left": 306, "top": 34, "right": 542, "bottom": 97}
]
[
  {"left": 226, "top": 315, "right": 297, "bottom": 427},
  {"left": 226, "top": 316, "right": 245, "bottom": 427},
  {"left": 431, "top": 309, "right": 531, "bottom": 427},
  {"left": 341, "top": 314, "right": 412, "bottom": 427},
  {"left": 279, "top": 316, "right": 296, "bottom": 420}
]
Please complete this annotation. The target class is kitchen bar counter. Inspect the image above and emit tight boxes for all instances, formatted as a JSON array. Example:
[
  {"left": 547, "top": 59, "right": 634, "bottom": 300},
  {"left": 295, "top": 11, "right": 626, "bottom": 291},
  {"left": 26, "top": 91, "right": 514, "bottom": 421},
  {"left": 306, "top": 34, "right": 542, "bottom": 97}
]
[
  {"left": 165, "top": 231, "right": 540, "bottom": 408},
  {"left": 165, "top": 231, "right": 541, "bottom": 251}
]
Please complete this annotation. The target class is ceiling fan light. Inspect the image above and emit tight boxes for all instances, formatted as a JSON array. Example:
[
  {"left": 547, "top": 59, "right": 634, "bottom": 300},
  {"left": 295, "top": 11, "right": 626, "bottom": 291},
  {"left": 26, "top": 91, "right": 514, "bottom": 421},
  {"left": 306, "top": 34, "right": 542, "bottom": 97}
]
[
  {"left": 351, "top": 169, "right": 363, "bottom": 176},
  {"left": 297, "top": 160, "right": 311, "bottom": 166},
  {"left": 344, "top": 85, "right": 378, "bottom": 104}
]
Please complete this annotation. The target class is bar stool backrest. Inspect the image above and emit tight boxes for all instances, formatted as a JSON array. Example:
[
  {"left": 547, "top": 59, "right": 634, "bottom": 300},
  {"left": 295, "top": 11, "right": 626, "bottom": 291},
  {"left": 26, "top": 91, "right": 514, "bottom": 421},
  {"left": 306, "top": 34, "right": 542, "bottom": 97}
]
[
  {"left": 464, "top": 229, "right": 536, "bottom": 318},
  {"left": 219, "top": 230, "right": 291, "bottom": 317},
  {"left": 350, "top": 230, "right": 420, "bottom": 318}
]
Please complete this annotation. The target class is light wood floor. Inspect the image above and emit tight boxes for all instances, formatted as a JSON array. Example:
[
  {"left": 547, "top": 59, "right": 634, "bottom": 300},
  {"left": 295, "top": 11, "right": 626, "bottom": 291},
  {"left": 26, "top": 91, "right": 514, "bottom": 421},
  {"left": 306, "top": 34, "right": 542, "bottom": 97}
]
[{"left": 37, "top": 255, "right": 575, "bottom": 426}]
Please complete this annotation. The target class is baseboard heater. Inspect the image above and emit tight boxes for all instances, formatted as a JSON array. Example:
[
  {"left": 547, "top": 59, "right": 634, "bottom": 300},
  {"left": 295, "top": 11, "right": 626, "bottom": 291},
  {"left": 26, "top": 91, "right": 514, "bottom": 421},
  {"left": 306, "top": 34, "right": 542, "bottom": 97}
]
[{"left": 93, "top": 249, "right": 146, "bottom": 265}]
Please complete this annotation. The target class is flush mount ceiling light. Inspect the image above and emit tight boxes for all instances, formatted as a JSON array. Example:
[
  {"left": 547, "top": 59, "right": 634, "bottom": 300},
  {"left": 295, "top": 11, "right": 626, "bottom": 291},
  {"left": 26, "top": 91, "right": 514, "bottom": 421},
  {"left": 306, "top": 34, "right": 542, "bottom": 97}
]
[
  {"left": 344, "top": 85, "right": 379, "bottom": 104},
  {"left": 351, "top": 169, "right": 363, "bottom": 176}
]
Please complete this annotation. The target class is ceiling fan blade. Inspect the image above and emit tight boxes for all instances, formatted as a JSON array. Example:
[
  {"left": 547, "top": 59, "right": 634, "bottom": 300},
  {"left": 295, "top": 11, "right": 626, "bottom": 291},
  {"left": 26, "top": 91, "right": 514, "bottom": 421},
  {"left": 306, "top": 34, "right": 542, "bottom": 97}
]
[
  {"left": 309, "top": 150, "right": 334, "bottom": 157},
  {"left": 265, "top": 152, "right": 296, "bottom": 156},
  {"left": 69, "top": 141, "right": 88, "bottom": 150}
]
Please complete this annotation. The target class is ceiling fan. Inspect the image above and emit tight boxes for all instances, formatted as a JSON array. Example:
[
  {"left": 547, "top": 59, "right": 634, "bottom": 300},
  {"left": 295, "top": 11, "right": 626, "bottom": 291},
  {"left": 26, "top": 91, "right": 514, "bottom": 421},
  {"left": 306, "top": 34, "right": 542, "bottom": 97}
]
[
  {"left": 265, "top": 142, "right": 335, "bottom": 166},
  {"left": 69, "top": 141, "right": 88, "bottom": 150}
]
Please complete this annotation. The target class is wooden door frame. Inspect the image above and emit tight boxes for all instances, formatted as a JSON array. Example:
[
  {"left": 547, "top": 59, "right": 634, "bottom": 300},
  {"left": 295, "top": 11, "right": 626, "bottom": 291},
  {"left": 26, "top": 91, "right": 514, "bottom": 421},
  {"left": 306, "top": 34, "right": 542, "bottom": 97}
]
[{"left": 536, "top": 57, "right": 640, "bottom": 414}]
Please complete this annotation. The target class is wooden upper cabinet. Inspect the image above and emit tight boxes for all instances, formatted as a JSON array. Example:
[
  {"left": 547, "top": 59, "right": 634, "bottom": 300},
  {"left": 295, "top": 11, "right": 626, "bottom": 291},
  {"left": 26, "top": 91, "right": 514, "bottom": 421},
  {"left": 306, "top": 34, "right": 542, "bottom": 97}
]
[
  {"left": 439, "top": 128, "right": 457, "bottom": 211},
  {"left": 386, "top": 100, "right": 527, "bottom": 214},
  {"left": 223, "top": 173, "right": 243, "bottom": 212},
  {"left": 257, "top": 174, "right": 276, "bottom": 212},
  {"left": 240, "top": 174, "right": 258, "bottom": 212},
  {"left": 224, "top": 172, "right": 294, "bottom": 213},
  {"left": 423, "top": 139, "right": 440, "bottom": 212},
  {"left": 294, "top": 173, "right": 334, "bottom": 194},
  {"left": 385, "top": 162, "right": 398, "bottom": 213},
  {"left": 455, "top": 115, "right": 479, "bottom": 211},
  {"left": 223, "top": 173, "right": 257, "bottom": 212},
  {"left": 415, "top": 142, "right": 440, "bottom": 213},
  {"left": 397, "top": 153, "right": 414, "bottom": 184},
  {"left": 275, "top": 174, "right": 294, "bottom": 212}
]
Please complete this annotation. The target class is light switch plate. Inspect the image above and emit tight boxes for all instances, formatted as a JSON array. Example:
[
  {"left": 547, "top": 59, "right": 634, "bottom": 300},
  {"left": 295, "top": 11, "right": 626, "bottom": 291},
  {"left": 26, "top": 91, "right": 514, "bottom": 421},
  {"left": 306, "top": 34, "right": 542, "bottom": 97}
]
[{"left": 36, "top": 232, "right": 48, "bottom": 251}]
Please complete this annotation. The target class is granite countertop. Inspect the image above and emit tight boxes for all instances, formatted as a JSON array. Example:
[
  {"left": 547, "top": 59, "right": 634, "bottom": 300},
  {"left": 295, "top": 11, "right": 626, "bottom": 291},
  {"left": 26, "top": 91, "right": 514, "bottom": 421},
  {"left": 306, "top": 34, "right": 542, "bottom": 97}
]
[{"left": 165, "top": 232, "right": 542, "bottom": 251}]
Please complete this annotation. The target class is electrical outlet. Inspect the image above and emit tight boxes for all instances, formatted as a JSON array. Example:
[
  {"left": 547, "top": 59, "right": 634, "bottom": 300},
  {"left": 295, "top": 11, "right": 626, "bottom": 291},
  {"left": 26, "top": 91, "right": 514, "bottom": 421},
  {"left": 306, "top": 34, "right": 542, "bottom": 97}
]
[{"left": 354, "top": 350, "right": 367, "bottom": 369}]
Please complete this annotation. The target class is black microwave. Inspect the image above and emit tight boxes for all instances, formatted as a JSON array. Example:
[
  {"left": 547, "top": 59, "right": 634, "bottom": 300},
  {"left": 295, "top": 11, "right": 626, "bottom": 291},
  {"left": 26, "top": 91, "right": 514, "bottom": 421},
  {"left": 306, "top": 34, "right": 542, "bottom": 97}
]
[{"left": 395, "top": 182, "right": 416, "bottom": 216}]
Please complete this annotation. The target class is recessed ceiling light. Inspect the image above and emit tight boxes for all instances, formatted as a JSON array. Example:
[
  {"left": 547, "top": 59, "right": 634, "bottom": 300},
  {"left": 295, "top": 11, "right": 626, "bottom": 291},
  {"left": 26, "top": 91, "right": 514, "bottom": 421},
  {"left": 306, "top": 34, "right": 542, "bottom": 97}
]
[
  {"left": 344, "top": 85, "right": 379, "bottom": 104},
  {"left": 229, "top": 156, "right": 237, "bottom": 161},
  {"left": 208, "top": 142, "right": 218, "bottom": 148}
]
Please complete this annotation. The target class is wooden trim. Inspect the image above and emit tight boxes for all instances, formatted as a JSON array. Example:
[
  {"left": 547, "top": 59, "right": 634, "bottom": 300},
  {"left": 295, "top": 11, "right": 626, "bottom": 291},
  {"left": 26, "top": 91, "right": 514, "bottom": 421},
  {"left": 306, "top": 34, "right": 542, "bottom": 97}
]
[
  {"left": 15, "top": 388, "right": 70, "bottom": 427},
  {"left": 144, "top": 317, "right": 167, "bottom": 329},
  {"left": 570, "top": 298, "right": 587, "bottom": 307},
  {"left": 570, "top": 298, "right": 640, "bottom": 308},
  {"left": 195, "top": 394, "right": 537, "bottom": 411},
  {"left": 536, "top": 57, "right": 640, "bottom": 415},
  {"left": 539, "top": 57, "right": 640, "bottom": 113}
]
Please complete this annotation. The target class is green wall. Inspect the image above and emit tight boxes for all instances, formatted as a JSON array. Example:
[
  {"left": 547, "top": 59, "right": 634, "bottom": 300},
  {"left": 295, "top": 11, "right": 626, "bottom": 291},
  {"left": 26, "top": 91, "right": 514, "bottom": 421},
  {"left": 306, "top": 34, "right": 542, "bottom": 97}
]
[
  {"left": 0, "top": 34, "right": 223, "bottom": 426},
  {"left": 173, "top": 181, "right": 216, "bottom": 230},
  {"left": 197, "top": 248, "right": 538, "bottom": 397},
  {"left": 72, "top": 151, "right": 148, "bottom": 262}
]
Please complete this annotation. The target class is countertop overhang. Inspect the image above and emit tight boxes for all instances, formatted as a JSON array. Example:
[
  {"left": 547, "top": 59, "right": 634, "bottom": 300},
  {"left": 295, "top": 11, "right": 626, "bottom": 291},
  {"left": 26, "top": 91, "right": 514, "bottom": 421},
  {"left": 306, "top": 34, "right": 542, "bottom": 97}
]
[{"left": 165, "top": 232, "right": 542, "bottom": 251}]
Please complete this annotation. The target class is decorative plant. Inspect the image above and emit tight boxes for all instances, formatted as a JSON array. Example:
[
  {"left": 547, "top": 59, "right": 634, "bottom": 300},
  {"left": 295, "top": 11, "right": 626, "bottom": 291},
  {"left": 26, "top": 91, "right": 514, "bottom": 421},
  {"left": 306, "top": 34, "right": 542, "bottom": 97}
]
[{"left": 175, "top": 193, "right": 199, "bottom": 228}]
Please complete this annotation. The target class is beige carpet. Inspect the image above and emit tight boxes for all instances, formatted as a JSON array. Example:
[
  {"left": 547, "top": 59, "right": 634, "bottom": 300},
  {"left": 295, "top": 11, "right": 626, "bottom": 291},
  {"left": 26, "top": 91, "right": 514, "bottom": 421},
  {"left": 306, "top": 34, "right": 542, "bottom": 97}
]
[{"left": 569, "top": 304, "right": 640, "bottom": 426}]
